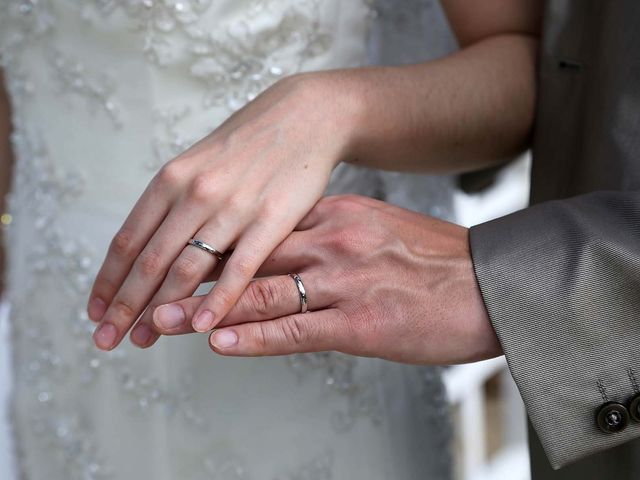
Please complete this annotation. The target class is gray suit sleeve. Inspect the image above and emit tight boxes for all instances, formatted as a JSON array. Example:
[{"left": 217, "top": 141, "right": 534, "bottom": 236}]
[{"left": 469, "top": 190, "right": 640, "bottom": 469}]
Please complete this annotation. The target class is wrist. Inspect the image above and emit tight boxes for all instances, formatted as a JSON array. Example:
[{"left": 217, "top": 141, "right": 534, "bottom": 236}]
[
  {"left": 286, "top": 70, "right": 371, "bottom": 169},
  {"left": 463, "top": 228, "right": 503, "bottom": 362}
]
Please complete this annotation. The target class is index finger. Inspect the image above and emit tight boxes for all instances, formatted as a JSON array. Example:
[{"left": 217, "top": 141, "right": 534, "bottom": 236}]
[{"left": 86, "top": 165, "right": 182, "bottom": 321}]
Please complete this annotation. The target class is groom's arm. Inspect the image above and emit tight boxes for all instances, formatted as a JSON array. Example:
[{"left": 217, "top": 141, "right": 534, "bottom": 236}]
[
  {"left": 429, "top": 1, "right": 640, "bottom": 469},
  {"left": 442, "top": 1, "right": 640, "bottom": 470},
  {"left": 470, "top": 191, "right": 640, "bottom": 469},
  {"left": 440, "top": 1, "right": 640, "bottom": 470}
]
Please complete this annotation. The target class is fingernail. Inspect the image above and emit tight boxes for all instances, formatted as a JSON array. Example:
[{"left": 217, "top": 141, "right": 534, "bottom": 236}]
[
  {"left": 154, "top": 304, "right": 185, "bottom": 330},
  {"left": 211, "top": 329, "right": 238, "bottom": 349},
  {"left": 131, "top": 324, "right": 152, "bottom": 347},
  {"left": 193, "top": 310, "right": 214, "bottom": 332},
  {"left": 93, "top": 323, "right": 117, "bottom": 350},
  {"left": 88, "top": 297, "right": 107, "bottom": 322}
]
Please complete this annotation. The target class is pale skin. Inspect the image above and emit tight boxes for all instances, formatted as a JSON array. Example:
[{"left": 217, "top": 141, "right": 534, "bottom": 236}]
[{"left": 0, "top": 1, "right": 542, "bottom": 363}]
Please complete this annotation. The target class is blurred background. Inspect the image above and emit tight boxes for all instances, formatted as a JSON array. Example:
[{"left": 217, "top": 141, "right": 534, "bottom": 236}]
[{"left": 449, "top": 154, "right": 532, "bottom": 480}]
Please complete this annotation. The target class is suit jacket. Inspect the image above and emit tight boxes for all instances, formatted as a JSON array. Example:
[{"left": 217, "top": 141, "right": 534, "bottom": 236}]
[{"left": 469, "top": 0, "right": 640, "bottom": 476}]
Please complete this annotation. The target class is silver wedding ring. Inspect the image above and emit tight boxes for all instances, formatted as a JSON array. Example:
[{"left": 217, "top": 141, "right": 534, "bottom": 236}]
[
  {"left": 187, "top": 239, "right": 224, "bottom": 260},
  {"left": 288, "top": 273, "right": 308, "bottom": 314}
]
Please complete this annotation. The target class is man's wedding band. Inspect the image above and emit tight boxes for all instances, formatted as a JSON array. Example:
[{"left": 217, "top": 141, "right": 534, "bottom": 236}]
[
  {"left": 187, "top": 239, "right": 224, "bottom": 260},
  {"left": 288, "top": 273, "right": 308, "bottom": 314}
]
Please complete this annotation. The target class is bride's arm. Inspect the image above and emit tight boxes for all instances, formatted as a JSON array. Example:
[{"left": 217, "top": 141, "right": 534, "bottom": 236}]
[
  {"left": 0, "top": 69, "right": 15, "bottom": 297},
  {"left": 332, "top": 0, "right": 541, "bottom": 173}
]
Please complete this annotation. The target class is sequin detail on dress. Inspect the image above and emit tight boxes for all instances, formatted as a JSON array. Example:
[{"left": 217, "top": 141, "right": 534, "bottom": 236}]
[
  {"left": 50, "top": 52, "right": 123, "bottom": 128},
  {"left": 82, "top": 0, "right": 214, "bottom": 65}
]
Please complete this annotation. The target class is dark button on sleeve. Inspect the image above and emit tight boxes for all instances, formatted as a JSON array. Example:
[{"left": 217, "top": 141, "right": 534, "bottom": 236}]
[
  {"left": 596, "top": 402, "right": 629, "bottom": 433},
  {"left": 628, "top": 394, "right": 640, "bottom": 422}
]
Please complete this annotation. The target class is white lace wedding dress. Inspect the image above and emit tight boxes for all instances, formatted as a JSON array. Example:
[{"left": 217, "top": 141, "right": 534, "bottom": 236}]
[{"left": 0, "top": 1, "right": 455, "bottom": 478}]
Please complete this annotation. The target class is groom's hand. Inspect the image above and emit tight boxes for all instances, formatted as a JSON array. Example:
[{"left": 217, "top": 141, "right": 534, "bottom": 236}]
[{"left": 154, "top": 195, "right": 503, "bottom": 365}]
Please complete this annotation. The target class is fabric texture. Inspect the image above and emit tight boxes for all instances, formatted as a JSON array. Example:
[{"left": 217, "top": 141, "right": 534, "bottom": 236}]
[{"left": 469, "top": 0, "right": 640, "bottom": 473}]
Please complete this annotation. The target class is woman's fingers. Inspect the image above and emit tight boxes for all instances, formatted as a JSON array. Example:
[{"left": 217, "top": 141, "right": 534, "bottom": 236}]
[
  {"left": 199, "top": 228, "right": 312, "bottom": 284},
  {"left": 92, "top": 202, "right": 207, "bottom": 350},
  {"left": 208, "top": 308, "right": 349, "bottom": 356},
  {"left": 87, "top": 175, "right": 175, "bottom": 323},
  {"left": 189, "top": 219, "right": 298, "bottom": 333},
  {"left": 98, "top": 192, "right": 319, "bottom": 348},
  {"left": 154, "top": 271, "right": 329, "bottom": 334},
  {"left": 153, "top": 297, "right": 203, "bottom": 335},
  {"left": 128, "top": 222, "right": 228, "bottom": 347}
]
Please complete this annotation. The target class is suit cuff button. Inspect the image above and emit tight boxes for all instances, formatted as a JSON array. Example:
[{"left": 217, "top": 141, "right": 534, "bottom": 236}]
[
  {"left": 596, "top": 402, "right": 629, "bottom": 433},
  {"left": 628, "top": 394, "right": 640, "bottom": 422}
]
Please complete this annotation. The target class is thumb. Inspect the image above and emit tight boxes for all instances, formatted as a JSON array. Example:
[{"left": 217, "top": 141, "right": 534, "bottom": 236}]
[{"left": 152, "top": 295, "right": 204, "bottom": 334}]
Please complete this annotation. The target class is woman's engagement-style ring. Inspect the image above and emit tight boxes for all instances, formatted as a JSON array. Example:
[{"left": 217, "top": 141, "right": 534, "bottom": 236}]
[{"left": 187, "top": 239, "right": 224, "bottom": 260}]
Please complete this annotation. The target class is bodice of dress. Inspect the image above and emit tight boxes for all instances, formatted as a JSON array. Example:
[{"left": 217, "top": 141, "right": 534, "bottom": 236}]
[
  {"left": 0, "top": 1, "right": 453, "bottom": 479},
  {"left": 1, "top": 0, "right": 372, "bottom": 206}
]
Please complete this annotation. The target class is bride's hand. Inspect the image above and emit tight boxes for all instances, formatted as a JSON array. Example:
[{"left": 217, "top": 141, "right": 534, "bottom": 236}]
[
  {"left": 88, "top": 73, "right": 361, "bottom": 350},
  {"left": 153, "top": 195, "right": 503, "bottom": 365}
]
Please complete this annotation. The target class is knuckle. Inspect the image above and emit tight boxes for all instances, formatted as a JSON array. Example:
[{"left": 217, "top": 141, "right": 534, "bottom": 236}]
[
  {"left": 247, "top": 281, "right": 277, "bottom": 316},
  {"left": 345, "top": 304, "right": 379, "bottom": 354},
  {"left": 91, "top": 277, "right": 117, "bottom": 301},
  {"left": 317, "top": 196, "right": 333, "bottom": 207},
  {"left": 110, "top": 229, "right": 136, "bottom": 258},
  {"left": 259, "top": 199, "right": 283, "bottom": 220},
  {"left": 213, "top": 284, "right": 235, "bottom": 310},
  {"left": 226, "top": 192, "right": 249, "bottom": 213},
  {"left": 155, "top": 161, "right": 184, "bottom": 188},
  {"left": 256, "top": 322, "right": 269, "bottom": 349},
  {"left": 324, "top": 228, "right": 357, "bottom": 255},
  {"left": 112, "top": 298, "right": 136, "bottom": 321},
  {"left": 230, "top": 256, "right": 255, "bottom": 279},
  {"left": 281, "top": 316, "right": 305, "bottom": 345},
  {"left": 316, "top": 195, "right": 345, "bottom": 214},
  {"left": 188, "top": 174, "right": 217, "bottom": 203},
  {"left": 332, "top": 194, "right": 358, "bottom": 210},
  {"left": 313, "top": 197, "right": 330, "bottom": 215},
  {"left": 171, "top": 255, "right": 200, "bottom": 283},
  {"left": 136, "top": 249, "right": 163, "bottom": 278}
]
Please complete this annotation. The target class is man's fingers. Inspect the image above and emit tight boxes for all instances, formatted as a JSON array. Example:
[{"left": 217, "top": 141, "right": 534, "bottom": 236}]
[
  {"left": 154, "top": 272, "right": 330, "bottom": 334},
  {"left": 220, "top": 274, "right": 313, "bottom": 325},
  {"left": 208, "top": 308, "right": 348, "bottom": 356}
]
